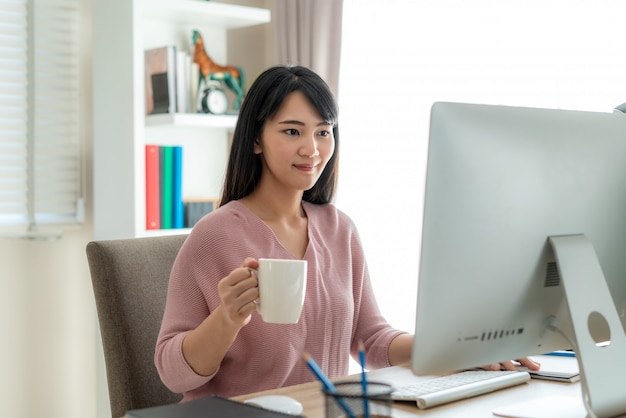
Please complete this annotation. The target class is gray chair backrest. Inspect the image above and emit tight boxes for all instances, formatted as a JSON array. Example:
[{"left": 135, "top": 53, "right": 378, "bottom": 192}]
[{"left": 86, "top": 234, "right": 187, "bottom": 418}]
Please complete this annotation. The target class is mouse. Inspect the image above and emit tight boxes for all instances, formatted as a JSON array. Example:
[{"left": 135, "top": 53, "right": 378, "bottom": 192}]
[{"left": 244, "top": 394, "right": 304, "bottom": 415}]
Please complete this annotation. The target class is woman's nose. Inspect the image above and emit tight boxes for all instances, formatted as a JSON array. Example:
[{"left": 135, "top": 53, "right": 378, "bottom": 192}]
[{"left": 299, "top": 134, "right": 319, "bottom": 158}]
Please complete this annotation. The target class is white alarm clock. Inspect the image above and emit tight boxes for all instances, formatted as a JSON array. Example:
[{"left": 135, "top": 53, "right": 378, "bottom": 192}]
[{"left": 201, "top": 83, "right": 228, "bottom": 115}]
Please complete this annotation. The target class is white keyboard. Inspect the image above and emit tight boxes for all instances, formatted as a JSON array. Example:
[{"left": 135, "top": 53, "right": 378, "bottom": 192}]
[{"left": 391, "top": 370, "right": 531, "bottom": 409}]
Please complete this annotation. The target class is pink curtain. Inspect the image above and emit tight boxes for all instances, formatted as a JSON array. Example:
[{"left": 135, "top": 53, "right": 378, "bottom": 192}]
[{"left": 273, "top": 0, "right": 343, "bottom": 97}]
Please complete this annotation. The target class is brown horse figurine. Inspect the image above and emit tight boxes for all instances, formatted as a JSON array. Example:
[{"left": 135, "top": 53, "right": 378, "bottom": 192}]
[{"left": 192, "top": 30, "right": 245, "bottom": 111}]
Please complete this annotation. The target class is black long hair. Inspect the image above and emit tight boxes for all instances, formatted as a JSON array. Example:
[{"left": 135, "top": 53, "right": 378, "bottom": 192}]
[{"left": 219, "top": 65, "right": 339, "bottom": 207}]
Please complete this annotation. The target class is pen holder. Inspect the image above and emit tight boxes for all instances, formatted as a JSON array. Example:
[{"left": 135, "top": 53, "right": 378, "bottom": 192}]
[{"left": 323, "top": 381, "right": 393, "bottom": 418}]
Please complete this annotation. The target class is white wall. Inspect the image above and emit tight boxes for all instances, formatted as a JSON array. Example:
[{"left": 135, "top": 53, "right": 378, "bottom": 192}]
[
  {"left": 336, "top": 0, "right": 626, "bottom": 340},
  {"left": 0, "top": 2, "right": 96, "bottom": 417},
  {"left": 0, "top": 229, "right": 98, "bottom": 417}
]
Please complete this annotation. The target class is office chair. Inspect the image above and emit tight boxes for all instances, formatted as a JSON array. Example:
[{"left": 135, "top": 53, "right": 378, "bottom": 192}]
[{"left": 86, "top": 234, "right": 187, "bottom": 417}]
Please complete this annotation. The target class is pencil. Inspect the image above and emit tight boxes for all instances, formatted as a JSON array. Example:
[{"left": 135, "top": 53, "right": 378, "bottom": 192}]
[
  {"left": 358, "top": 341, "right": 370, "bottom": 418},
  {"left": 302, "top": 352, "right": 356, "bottom": 418},
  {"left": 545, "top": 350, "right": 576, "bottom": 358}
]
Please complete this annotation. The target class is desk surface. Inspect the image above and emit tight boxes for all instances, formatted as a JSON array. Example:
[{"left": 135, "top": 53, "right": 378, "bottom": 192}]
[{"left": 232, "top": 364, "right": 587, "bottom": 417}]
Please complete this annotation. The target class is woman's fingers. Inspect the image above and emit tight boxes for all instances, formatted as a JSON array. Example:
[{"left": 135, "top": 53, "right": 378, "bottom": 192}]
[
  {"left": 481, "top": 357, "right": 541, "bottom": 372},
  {"left": 218, "top": 266, "right": 259, "bottom": 324},
  {"left": 516, "top": 357, "right": 541, "bottom": 371}
]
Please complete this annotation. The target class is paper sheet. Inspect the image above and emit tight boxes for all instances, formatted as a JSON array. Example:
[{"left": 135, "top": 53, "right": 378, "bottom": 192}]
[{"left": 492, "top": 395, "right": 586, "bottom": 418}]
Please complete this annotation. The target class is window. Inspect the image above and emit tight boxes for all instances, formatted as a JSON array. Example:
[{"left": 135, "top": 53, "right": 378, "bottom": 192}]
[
  {"left": 0, "top": 0, "right": 83, "bottom": 238},
  {"left": 338, "top": 0, "right": 626, "bottom": 334}
]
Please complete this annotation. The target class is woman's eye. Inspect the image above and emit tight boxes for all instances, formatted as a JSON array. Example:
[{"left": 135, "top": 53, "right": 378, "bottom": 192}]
[
  {"left": 318, "top": 130, "right": 331, "bottom": 137},
  {"left": 284, "top": 128, "right": 299, "bottom": 136}
]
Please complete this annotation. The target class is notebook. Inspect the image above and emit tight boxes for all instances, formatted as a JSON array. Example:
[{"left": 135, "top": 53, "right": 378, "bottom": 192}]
[{"left": 516, "top": 354, "right": 580, "bottom": 383}]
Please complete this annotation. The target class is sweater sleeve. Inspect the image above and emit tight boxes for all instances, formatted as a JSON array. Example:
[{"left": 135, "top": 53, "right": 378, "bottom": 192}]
[{"left": 154, "top": 225, "right": 217, "bottom": 393}]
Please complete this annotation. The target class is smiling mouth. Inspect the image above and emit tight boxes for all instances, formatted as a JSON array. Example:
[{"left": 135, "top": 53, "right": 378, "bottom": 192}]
[{"left": 294, "top": 163, "right": 317, "bottom": 171}]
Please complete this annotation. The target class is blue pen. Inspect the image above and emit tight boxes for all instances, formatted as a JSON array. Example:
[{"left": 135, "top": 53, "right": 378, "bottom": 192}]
[
  {"left": 358, "top": 341, "right": 370, "bottom": 418},
  {"left": 302, "top": 352, "right": 356, "bottom": 418},
  {"left": 545, "top": 350, "right": 576, "bottom": 358}
]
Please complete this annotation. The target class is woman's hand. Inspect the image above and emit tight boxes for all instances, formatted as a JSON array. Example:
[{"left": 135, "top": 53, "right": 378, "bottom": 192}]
[
  {"left": 216, "top": 257, "right": 260, "bottom": 328},
  {"left": 182, "top": 257, "right": 260, "bottom": 376},
  {"left": 483, "top": 357, "right": 541, "bottom": 372}
]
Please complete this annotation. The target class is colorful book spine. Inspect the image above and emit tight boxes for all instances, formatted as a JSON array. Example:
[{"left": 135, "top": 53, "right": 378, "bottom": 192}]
[
  {"left": 160, "top": 146, "right": 174, "bottom": 229},
  {"left": 171, "top": 146, "right": 184, "bottom": 228},
  {"left": 145, "top": 145, "right": 160, "bottom": 230},
  {"left": 147, "top": 144, "right": 185, "bottom": 231}
]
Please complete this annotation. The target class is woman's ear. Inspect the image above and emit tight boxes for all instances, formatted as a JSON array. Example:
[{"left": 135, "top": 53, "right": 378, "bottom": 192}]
[{"left": 253, "top": 138, "right": 262, "bottom": 154}]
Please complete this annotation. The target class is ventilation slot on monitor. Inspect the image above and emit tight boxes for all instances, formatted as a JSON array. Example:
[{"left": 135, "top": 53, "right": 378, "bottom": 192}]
[
  {"left": 544, "top": 261, "right": 561, "bottom": 287},
  {"left": 480, "top": 327, "right": 524, "bottom": 342}
]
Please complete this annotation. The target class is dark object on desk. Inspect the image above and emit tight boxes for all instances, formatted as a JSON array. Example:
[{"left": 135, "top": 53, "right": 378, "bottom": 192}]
[
  {"left": 126, "top": 395, "right": 305, "bottom": 418},
  {"left": 86, "top": 235, "right": 188, "bottom": 417}
]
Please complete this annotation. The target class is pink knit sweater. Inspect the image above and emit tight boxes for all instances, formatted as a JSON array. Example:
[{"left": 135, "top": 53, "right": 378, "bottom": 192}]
[{"left": 155, "top": 200, "right": 406, "bottom": 400}]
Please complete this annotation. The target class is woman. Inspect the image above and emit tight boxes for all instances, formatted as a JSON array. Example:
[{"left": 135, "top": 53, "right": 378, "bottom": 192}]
[
  {"left": 154, "top": 65, "right": 537, "bottom": 401},
  {"left": 155, "top": 65, "right": 412, "bottom": 400}
]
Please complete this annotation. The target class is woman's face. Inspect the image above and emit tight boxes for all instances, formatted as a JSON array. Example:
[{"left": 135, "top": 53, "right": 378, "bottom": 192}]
[{"left": 255, "top": 90, "right": 335, "bottom": 193}]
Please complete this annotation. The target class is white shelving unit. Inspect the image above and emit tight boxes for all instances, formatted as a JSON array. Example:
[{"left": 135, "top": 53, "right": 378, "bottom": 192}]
[
  {"left": 145, "top": 113, "right": 238, "bottom": 128},
  {"left": 144, "top": 0, "right": 270, "bottom": 27},
  {"left": 93, "top": 0, "right": 270, "bottom": 240}
]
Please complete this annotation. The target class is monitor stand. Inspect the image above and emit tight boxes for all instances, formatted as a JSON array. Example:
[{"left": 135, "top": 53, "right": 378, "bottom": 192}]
[{"left": 548, "top": 234, "right": 626, "bottom": 418}]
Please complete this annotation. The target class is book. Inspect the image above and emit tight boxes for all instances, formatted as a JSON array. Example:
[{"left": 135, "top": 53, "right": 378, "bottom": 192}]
[
  {"left": 150, "top": 73, "right": 169, "bottom": 114},
  {"left": 125, "top": 395, "right": 304, "bottom": 418},
  {"left": 176, "top": 50, "right": 189, "bottom": 113},
  {"left": 149, "top": 145, "right": 184, "bottom": 231},
  {"left": 190, "top": 61, "right": 200, "bottom": 113},
  {"left": 171, "top": 145, "right": 184, "bottom": 228},
  {"left": 145, "top": 46, "right": 177, "bottom": 115},
  {"left": 184, "top": 200, "right": 215, "bottom": 227},
  {"left": 145, "top": 145, "right": 160, "bottom": 230},
  {"left": 160, "top": 146, "right": 174, "bottom": 229}
]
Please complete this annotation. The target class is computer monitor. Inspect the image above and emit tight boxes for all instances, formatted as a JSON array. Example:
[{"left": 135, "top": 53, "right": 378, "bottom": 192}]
[{"left": 412, "top": 102, "right": 626, "bottom": 417}]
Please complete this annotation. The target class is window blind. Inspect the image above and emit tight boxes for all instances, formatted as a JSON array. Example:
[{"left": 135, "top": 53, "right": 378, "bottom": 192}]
[{"left": 0, "top": 0, "right": 83, "bottom": 238}]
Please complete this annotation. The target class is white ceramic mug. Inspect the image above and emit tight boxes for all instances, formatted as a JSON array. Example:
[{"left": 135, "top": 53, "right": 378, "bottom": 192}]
[{"left": 255, "top": 258, "right": 307, "bottom": 324}]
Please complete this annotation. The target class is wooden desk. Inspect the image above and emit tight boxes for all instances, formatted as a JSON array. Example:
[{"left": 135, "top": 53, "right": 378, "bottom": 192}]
[{"left": 232, "top": 364, "right": 585, "bottom": 417}]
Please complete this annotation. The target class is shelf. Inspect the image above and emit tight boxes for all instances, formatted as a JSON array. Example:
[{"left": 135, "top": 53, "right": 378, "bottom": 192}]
[
  {"left": 143, "top": 0, "right": 271, "bottom": 29},
  {"left": 145, "top": 113, "right": 237, "bottom": 128},
  {"left": 94, "top": 0, "right": 269, "bottom": 241},
  {"left": 140, "top": 228, "right": 191, "bottom": 237}
]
